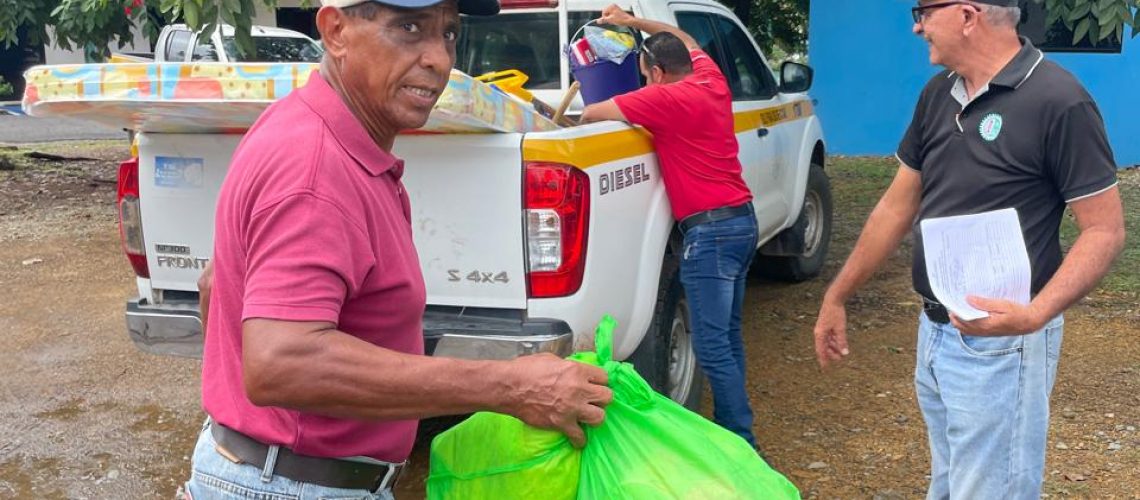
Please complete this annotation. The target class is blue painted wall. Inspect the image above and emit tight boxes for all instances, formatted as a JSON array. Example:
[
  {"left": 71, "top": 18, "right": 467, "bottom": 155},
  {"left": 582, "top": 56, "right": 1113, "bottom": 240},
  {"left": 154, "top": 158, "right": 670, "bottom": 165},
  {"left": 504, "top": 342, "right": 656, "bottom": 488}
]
[{"left": 808, "top": 0, "right": 1140, "bottom": 167}]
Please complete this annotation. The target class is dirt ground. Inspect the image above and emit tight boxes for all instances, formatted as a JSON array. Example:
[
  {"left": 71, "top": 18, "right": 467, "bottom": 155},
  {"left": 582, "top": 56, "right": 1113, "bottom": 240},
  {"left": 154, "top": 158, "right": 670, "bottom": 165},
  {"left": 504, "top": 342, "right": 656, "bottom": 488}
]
[{"left": 0, "top": 142, "right": 1136, "bottom": 499}]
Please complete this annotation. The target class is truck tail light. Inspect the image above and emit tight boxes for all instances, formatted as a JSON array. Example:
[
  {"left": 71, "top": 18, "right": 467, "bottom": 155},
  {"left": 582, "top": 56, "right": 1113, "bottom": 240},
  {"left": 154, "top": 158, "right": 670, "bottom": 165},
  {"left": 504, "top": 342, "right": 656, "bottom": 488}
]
[
  {"left": 525, "top": 162, "right": 589, "bottom": 298},
  {"left": 117, "top": 157, "right": 149, "bottom": 278}
]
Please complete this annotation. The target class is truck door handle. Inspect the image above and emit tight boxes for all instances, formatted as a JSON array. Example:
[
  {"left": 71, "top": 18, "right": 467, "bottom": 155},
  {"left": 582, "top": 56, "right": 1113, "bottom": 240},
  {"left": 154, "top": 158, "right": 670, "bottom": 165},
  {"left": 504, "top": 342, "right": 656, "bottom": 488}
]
[{"left": 756, "top": 128, "right": 770, "bottom": 138}]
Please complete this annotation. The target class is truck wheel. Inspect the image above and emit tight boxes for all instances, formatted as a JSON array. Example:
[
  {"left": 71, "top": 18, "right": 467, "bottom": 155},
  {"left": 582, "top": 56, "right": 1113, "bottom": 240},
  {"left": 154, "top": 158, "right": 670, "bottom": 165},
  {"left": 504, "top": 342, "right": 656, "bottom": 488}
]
[
  {"left": 756, "top": 163, "right": 832, "bottom": 282},
  {"left": 628, "top": 257, "right": 704, "bottom": 411}
]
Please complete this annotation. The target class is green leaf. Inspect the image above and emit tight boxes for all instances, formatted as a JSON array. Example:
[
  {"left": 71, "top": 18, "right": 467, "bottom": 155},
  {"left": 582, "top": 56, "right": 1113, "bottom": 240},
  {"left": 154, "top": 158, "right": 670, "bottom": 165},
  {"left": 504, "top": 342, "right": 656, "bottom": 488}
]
[
  {"left": 1069, "top": 1, "right": 1092, "bottom": 21},
  {"left": 1047, "top": 6, "right": 1064, "bottom": 25},
  {"left": 1097, "top": 18, "right": 1115, "bottom": 39},
  {"left": 1073, "top": 16, "right": 1092, "bottom": 43},
  {"left": 184, "top": 0, "right": 200, "bottom": 29},
  {"left": 1098, "top": 9, "right": 1119, "bottom": 26},
  {"left": 235, "top": 27, "right": 253, "bottom": 58},
  {"left": 219, "top": 4, "right": 237, "bottom": 26}
]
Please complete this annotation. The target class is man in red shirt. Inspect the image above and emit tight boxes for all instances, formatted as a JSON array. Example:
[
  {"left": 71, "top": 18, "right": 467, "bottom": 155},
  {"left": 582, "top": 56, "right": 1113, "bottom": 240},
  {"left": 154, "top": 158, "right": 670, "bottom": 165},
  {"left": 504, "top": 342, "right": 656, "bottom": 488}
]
[
  {"left": 582, "top": 5, "right": 759, "bottom": 448},
  {"left": 183, "top": 0, "right": 612, "bottom": 498}
]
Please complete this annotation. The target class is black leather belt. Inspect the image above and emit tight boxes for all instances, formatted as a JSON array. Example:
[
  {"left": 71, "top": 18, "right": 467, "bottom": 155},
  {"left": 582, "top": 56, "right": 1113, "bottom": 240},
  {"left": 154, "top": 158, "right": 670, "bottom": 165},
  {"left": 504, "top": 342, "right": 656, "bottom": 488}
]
[
  {"left": 679, "top": 202, "right": 753, "bottom": 233},
  {"left": 923, "top": 299, "right": 950, "bottom": 324},
  {"left": 210, "top": 423, "right": 403, "bottom": 491}
]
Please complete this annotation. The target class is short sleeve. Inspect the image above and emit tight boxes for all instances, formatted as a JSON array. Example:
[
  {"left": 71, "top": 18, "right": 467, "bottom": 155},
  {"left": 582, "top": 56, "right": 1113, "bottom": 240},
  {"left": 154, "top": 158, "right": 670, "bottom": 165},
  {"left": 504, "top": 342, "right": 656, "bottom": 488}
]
[
  {"left": 242, "top": 191, "right": 374, "bottom": 324},
  {"left": 897, "top": 90, "right": 928, "bottom": 171},
  {"left": 689, "top": 50, "right": 724, "bottom": 82},
  {"left": 1044, "top": 100, "right": 1118, "bottom": 202},
  {"left": 613, "top": 84, "right": 674, "bottom": 130}
]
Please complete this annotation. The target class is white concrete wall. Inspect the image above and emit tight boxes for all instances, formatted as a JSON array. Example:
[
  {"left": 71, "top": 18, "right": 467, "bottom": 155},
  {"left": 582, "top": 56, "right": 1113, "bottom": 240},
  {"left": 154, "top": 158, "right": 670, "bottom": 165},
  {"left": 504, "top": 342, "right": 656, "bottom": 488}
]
[{"left": 44, "top": 24, "right": 153, "bottom": 65}]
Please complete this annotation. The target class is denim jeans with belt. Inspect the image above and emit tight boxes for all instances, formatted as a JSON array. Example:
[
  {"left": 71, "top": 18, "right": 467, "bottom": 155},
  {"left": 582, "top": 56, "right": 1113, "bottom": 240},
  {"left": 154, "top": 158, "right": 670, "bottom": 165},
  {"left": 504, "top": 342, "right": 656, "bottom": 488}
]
[
  {"left": 180, "top": 420, "right": 396, "bottom": 500},
  {"left": 915, "top": 312, "right": 1064, "bottom": 500},
  {"left": 679, "top": 209, "right": 759, "bottom": 447}
]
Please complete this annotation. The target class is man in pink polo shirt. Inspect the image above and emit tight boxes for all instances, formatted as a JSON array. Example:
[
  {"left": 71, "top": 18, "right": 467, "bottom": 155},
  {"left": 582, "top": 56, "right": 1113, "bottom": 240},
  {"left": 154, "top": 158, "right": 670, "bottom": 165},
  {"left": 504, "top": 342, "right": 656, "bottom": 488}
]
[
  {"left": 581, "top": 6, "right": 760, "bottom": 450},
  {"left": 182, "top": 0, "right": 612, "bottom": 498}
]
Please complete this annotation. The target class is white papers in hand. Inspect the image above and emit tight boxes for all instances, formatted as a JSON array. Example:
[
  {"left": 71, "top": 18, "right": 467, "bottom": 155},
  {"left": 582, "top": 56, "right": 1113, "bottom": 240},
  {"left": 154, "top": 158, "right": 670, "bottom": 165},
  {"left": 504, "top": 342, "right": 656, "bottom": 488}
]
[{"left": 919, "top": 208, "right": 1031, "bottom": 321}]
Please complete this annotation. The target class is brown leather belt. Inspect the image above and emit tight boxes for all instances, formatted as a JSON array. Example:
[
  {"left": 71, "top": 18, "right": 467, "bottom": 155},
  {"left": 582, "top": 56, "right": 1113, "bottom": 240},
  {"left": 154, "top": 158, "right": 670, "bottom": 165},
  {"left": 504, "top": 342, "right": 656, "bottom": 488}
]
[
  {"left": 679, "top": 202, "right": 753, "bottom": 233},
  {"left": 210, "top": 422, "right": 403, "bottom": 491}
]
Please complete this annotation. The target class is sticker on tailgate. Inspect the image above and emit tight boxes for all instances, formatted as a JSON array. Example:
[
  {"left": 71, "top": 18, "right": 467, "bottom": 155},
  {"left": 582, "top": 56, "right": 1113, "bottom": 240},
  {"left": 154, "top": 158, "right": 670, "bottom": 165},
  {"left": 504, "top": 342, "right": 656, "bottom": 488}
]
[{"left": 155, "top": 156, "right": 205, "bottom": 189}]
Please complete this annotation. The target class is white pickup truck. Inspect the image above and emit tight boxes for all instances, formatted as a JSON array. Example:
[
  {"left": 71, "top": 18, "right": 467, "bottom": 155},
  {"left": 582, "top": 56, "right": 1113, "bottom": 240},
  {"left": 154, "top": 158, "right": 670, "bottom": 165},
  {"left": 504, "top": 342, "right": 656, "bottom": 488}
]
[
  {"left": 117, "top": 0, "right": 829, "bottom": 409},
  {"left": 113, "top": 23, "right": 323, "bottom": 63}
]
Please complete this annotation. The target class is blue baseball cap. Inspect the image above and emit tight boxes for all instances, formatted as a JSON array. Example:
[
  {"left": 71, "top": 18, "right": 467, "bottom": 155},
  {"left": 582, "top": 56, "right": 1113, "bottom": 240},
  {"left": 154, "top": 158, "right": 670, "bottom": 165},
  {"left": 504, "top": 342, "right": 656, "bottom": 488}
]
[{"left": 322, "top": 0, "right": 499, "bottom": 16}]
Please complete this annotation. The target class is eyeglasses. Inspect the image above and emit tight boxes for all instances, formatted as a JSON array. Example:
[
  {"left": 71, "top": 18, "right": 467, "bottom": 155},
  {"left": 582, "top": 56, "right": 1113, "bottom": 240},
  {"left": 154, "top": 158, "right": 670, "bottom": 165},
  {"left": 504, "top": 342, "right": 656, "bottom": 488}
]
[
  {"left": 911, "top": 1, "right": 979, "bottom": 24},
  {"left": 640, "top": 42, "right": 656, "bottom": 64}
]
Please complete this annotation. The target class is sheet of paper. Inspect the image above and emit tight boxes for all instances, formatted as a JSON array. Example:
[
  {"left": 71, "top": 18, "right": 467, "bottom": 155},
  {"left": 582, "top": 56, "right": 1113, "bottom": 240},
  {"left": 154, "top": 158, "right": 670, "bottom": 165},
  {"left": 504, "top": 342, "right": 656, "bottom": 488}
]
[{"left": 920, "top": 208, "right": 1031, "bottom": 321}]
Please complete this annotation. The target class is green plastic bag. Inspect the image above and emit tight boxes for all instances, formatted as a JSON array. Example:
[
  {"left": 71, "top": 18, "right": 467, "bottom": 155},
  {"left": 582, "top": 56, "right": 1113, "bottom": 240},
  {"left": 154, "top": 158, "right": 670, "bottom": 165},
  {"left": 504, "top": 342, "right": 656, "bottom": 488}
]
[
  {"left": 427, "top": 315, "right": 800, "bottom": 499},
  {"left": 426, "top": 410, "right": 579, "bottom": 500},
  {"left": 576, "top": 315, "right": 801, "bottom": 499}
]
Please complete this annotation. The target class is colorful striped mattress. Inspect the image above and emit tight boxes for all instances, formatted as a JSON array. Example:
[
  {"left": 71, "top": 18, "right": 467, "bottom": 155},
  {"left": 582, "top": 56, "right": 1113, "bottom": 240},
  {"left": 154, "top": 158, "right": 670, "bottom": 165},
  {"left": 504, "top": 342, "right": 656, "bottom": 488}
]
[{"left": 22, "top": 63, "right": 558, "bottom": 135}]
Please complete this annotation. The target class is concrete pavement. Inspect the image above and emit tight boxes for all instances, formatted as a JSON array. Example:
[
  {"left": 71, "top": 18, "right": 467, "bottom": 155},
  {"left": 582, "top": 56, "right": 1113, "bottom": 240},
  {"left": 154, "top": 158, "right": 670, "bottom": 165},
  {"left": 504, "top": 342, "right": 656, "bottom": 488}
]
[{"left": 0, "top": 114, "right": 126, "bottom": 144}]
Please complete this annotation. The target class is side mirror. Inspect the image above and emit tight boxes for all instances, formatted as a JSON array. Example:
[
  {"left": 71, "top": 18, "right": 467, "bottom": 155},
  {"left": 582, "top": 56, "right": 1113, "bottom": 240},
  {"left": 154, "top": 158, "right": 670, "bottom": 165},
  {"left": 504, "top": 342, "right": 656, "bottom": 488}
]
[{"left": 779, "top": 61, "right": 813, "bottom": 94}]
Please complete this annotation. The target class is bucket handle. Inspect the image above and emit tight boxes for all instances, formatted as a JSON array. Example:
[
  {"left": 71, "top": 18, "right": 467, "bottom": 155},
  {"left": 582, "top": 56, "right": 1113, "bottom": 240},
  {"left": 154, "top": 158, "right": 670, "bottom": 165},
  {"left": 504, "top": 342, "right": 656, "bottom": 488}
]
[{"left": 569, "top": 18, "right": 637, "bottom": 46}]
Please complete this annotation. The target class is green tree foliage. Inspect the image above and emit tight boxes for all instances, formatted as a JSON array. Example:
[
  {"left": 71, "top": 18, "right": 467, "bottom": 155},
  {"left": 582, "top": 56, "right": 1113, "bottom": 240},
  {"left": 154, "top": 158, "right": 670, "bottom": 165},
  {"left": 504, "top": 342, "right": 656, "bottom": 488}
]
[
  {"left": 719, "top": 0, "right": 810, "bottom": 56},
  {"left": 1039, "top": 0, "right": 1140, "bottom": 45}
]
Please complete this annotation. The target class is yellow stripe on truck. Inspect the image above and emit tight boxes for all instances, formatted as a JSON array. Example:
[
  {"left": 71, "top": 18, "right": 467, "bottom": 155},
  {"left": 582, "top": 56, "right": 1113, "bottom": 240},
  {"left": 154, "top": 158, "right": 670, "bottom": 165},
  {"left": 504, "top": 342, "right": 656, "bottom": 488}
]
[
  {"left": 524, "top": 128, "right": 655, "bottom": 169},
  {"left": 523, "top": 100, "right": 814, "bottom": 169},
  {"left": 734, "top": 100, "right": 815, "bottom": 133}
]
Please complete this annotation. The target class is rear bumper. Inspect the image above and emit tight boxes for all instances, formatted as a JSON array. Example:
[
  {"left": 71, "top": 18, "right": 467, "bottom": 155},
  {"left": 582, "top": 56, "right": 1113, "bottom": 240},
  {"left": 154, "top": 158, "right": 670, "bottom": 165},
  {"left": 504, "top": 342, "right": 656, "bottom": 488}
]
[
  {"left": 126, "top": 299, "right": 203, "bottom": 358},
  {"left": 424, "top": 307, "right": 574, "bottom": 359},
  {"left": 125, "top": 302, "right": 573, "bottom": 360}
]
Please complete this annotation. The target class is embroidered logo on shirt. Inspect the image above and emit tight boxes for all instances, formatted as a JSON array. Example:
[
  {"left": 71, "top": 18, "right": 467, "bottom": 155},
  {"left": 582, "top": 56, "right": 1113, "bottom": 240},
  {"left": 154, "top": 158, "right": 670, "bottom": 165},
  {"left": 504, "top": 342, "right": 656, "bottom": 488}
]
[{"left": 979, "top": 113, "right": 1003, "bottom": 142}]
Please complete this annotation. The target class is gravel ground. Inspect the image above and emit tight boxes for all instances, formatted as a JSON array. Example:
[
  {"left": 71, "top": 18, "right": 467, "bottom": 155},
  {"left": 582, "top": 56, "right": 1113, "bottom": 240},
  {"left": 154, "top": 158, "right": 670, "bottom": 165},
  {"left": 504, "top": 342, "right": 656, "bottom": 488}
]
[{"left": 1, "top": 143, "right": 1137, "bottom": 499}]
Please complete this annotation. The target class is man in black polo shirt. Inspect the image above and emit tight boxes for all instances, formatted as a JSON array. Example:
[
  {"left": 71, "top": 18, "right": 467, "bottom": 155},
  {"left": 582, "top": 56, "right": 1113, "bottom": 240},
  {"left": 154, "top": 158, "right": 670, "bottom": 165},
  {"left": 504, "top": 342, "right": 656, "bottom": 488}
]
[{"left": 812, "top": 0, "right": 1125, "bottom": 497}]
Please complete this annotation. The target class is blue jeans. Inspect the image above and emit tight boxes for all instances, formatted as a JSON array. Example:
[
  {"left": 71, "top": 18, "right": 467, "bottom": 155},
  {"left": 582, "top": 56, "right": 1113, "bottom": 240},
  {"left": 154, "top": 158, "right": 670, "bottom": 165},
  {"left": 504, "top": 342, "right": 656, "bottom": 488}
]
[
  {"left": 915, "top": 312, "right": 1064, "bottom": 500},
  {"left": 180, "top": 421, "right": 396, "bottom": 500},
  {"left": 679, "top": 210, "right": 759, "bottom": 447}
]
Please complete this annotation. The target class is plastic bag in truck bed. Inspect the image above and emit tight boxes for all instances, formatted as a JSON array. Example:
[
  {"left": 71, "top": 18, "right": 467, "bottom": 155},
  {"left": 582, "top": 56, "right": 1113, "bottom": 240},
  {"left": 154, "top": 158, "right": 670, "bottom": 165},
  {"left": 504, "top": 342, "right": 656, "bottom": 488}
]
[
  {"left": 418, "top": 69, "right": 559, "bottom": 134},
  {"left": 425, "top": 316, "right": 801, "bottom": 500}
]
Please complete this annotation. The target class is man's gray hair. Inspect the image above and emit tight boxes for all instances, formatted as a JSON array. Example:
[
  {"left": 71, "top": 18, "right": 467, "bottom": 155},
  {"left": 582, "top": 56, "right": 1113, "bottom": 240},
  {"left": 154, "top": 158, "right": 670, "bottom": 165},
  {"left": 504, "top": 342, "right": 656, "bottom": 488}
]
[{"left": 979, "top": 4, "right": 1022, "bottom": 28}]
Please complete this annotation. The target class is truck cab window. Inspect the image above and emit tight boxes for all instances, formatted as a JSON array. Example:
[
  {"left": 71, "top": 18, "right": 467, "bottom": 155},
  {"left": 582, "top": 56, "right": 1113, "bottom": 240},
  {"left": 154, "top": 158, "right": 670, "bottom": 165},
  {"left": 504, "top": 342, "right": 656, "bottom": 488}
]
[
  {"left": 458, "top": 12, "right": 599, "bottom": 89},
  {"left": 165, "top": 31, "right": 193, "bottom": 62},
  {"left": 191, "top": 37, "right": 219, "bottom": 62},
  {"left": 674, "top": 12, "right": 719, "bottom": 57},
  {"left": 713, "top": 15, "right": 778, "bottom": 100},
  {"left": 220, "top": 37, "right": 324, "bottom": 63}
]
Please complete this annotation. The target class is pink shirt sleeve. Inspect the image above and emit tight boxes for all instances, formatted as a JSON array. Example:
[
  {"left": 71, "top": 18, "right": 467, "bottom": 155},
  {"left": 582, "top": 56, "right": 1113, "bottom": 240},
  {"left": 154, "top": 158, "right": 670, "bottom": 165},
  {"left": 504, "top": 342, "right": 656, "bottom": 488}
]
[{"left": 241, "top": 191, "right": 374, "bottom": 325}]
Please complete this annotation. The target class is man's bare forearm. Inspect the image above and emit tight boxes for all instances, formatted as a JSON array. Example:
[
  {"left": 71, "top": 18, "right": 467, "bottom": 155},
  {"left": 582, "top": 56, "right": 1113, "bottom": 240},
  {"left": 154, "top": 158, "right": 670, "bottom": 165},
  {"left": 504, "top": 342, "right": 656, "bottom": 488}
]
[
  {"left": 243, "top": 323, "right": 527, "bottom": 421},
  {"left": 1028, "top": 189, "right": 1125, "bottom": 323},
  {"left": 1030, "top": 229, "right": 1125, "bottom": 320},
  {"left": 824, "top": 167, "right": 921, "bottom": 305}
]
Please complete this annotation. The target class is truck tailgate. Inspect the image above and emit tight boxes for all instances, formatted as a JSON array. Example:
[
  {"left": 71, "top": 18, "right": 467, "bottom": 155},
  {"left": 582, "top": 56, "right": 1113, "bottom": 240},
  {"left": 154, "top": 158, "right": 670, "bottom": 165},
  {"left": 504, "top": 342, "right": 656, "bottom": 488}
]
[
  {"left": 137, "top": 132, "right": 529, "bottom": 309},
  {"left": 137, "top": 133, "right": 239, "bottom": 292},
  {"left": 395, "top": 133, "right": 528, "bottom": 309}
]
